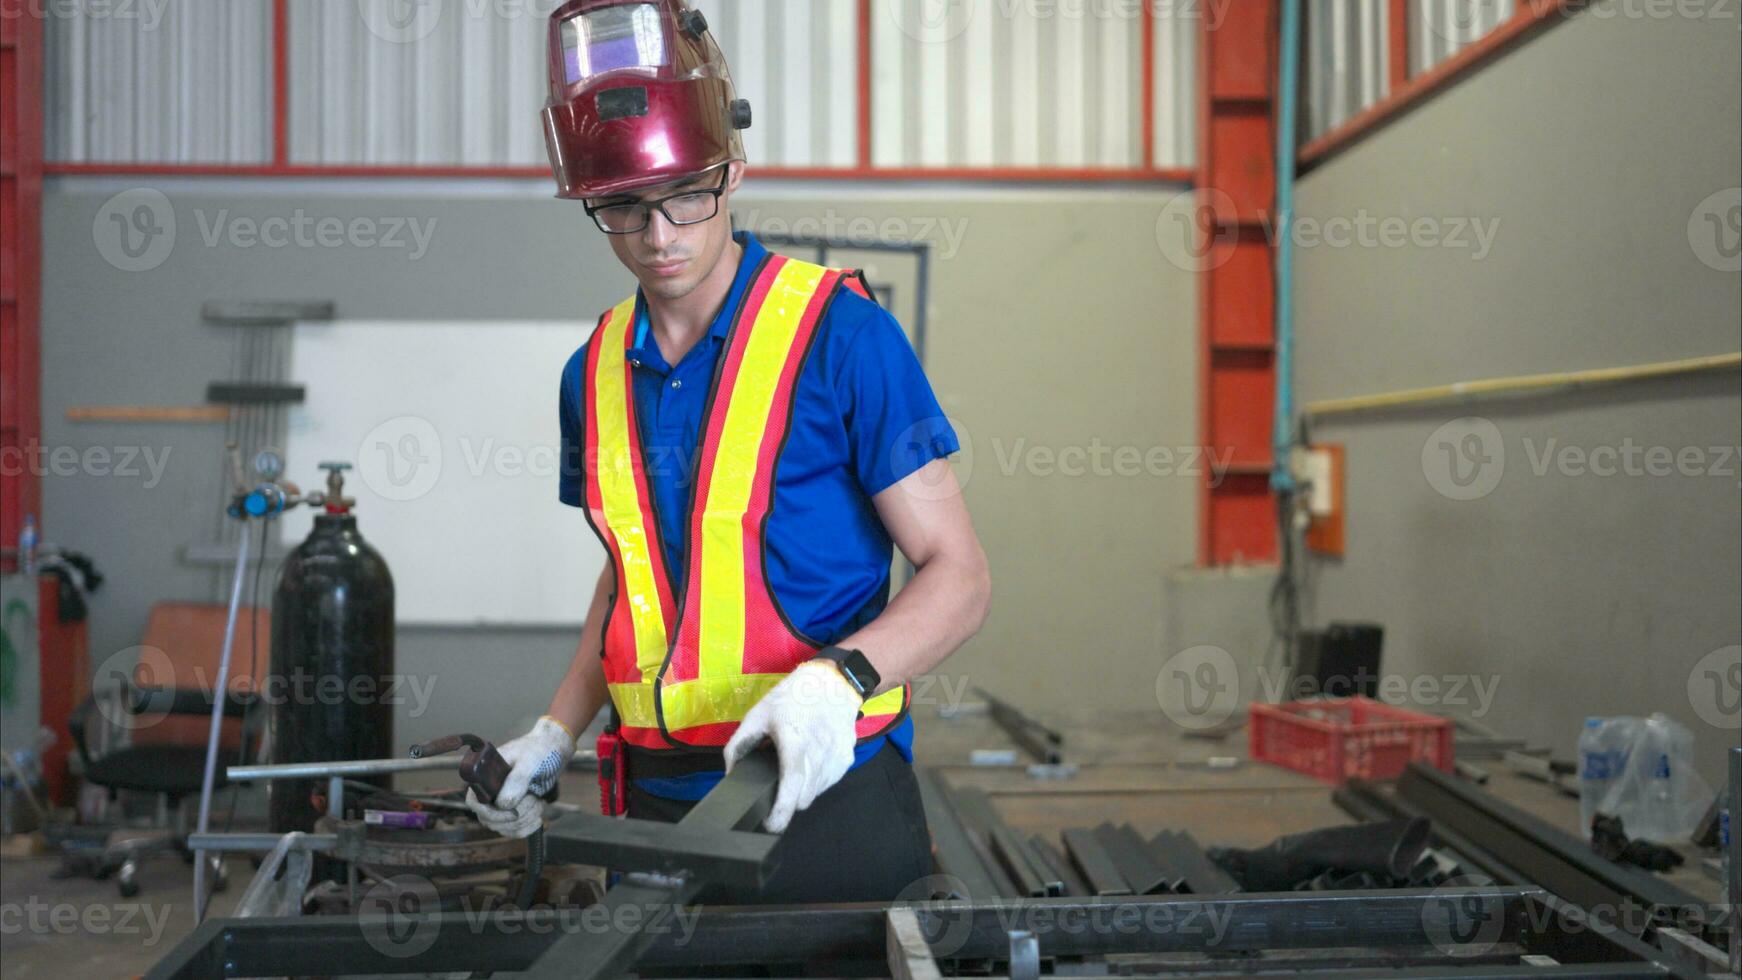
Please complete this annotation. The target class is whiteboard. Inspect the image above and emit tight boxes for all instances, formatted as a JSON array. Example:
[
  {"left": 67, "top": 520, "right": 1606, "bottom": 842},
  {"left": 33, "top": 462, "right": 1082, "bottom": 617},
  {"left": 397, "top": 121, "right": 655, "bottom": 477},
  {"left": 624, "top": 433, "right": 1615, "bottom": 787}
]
[{"left": 283, "top": 320, "right": 605, "bottom": 625}]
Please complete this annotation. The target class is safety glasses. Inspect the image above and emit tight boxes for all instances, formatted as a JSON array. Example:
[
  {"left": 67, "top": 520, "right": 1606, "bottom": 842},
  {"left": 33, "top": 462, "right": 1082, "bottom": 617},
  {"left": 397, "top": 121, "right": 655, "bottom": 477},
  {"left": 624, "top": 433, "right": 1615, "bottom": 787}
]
[{"left": 584, "top": 166, "right": 729, "bottom": 235}]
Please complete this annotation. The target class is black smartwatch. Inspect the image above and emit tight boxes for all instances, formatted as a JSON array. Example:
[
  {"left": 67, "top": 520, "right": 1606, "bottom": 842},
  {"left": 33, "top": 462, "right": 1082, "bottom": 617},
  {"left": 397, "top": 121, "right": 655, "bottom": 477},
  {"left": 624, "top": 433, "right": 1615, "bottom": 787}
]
[{"left": 812, "top": 646, "right": 880, "bottom": 702}]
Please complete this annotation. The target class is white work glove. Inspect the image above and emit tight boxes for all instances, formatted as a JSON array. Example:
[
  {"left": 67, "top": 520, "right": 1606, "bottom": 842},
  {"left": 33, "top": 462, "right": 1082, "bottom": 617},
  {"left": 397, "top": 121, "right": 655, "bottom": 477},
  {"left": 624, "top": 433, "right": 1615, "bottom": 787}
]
[
  {"left": 723, "top": 661, "right": 864, "bottom": 834},
  {"left": 464, "top": 716, "right": 576, "bottom": 839}
]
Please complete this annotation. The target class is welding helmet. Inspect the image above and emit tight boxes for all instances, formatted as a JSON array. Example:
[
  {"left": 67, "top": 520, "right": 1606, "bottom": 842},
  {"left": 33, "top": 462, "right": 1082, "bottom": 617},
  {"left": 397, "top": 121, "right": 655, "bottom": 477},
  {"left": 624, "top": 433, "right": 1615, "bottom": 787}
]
[{"left": 541, "top": 0, "right": 752, "bottom": 200}]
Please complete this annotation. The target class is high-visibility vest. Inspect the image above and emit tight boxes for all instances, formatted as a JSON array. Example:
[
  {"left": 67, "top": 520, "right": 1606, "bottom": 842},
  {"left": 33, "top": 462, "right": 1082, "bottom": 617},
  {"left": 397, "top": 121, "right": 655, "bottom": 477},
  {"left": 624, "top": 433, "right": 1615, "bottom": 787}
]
[{"left": 580, "top": 253, "right": 911, "bottom": 751}]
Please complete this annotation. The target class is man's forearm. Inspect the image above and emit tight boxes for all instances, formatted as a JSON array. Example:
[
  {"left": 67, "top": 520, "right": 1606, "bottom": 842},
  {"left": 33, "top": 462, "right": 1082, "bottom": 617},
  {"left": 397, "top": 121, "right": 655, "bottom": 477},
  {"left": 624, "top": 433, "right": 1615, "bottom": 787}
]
[
  {"left": 545, "top": 566, "right": 614, "bottom": 736},
  {"left": 837, "top": 549, "right": 990, "bottom": 696}
]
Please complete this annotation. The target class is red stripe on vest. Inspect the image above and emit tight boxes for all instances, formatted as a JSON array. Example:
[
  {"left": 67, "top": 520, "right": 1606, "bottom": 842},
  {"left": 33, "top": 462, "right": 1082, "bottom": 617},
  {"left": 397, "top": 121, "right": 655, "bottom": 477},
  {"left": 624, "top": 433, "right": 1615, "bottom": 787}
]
[
  {"left": 664, "top": 255, "right": 790, "bottom": 684},
  {"left": 582, "top": 309, "right": 677, "bottom": 687}
]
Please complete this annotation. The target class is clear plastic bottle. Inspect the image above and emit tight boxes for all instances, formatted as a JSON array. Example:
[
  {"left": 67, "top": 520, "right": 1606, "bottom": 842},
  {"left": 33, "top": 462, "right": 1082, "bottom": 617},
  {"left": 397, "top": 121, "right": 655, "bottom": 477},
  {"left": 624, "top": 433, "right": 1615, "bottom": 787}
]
[{"left": 1631, "top": 713, "right": 1693, "bottom": 843}]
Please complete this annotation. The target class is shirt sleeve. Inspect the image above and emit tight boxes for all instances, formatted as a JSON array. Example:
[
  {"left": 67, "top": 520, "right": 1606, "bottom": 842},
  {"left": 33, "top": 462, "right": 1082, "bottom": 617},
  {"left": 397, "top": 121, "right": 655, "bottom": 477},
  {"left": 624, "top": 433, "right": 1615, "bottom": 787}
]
[
  {"left": 835, "top": 298, "right": 960, "bottom": 497},
  {"left": 558, "top": 344, "right": 587, "bottom": 509}
]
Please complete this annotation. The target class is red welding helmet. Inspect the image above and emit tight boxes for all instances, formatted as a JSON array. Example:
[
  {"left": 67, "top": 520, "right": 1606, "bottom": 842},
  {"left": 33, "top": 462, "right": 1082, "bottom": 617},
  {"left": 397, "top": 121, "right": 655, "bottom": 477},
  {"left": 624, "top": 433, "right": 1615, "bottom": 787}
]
[{"left": 541, "top": 0, "right": 751, "bottom": 200}]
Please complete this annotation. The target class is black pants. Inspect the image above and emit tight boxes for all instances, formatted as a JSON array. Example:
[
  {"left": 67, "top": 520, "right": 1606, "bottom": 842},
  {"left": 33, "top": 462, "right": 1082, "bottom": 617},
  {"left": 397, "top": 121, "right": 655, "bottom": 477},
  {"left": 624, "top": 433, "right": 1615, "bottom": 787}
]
[{"left": 626, "top": 742, "right": 933, "bottom": 906}]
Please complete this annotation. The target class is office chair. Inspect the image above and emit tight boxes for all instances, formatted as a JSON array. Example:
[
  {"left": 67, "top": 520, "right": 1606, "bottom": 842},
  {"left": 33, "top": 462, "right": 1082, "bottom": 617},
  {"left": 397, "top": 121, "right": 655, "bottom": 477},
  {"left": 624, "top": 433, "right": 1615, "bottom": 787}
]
[{"left": 65, "top": 603, "right": 268, "bottom": 897}]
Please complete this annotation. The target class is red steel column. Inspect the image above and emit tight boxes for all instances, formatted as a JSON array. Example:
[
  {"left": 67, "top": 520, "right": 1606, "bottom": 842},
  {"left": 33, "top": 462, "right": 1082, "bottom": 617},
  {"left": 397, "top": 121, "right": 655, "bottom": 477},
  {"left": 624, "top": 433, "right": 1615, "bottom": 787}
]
[{"left": 1197, "top": 1, "right": 1280, "bottom": 565}]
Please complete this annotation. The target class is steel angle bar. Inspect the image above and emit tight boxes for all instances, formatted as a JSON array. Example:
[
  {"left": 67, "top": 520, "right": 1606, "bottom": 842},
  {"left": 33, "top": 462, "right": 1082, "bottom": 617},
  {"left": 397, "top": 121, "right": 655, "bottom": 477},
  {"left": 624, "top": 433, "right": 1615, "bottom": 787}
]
[
  {"left": 916, "top": 767, "right": 1004, "bottom": 900},
  {"left": 1061, "top": 827, "right": 1132, "bottom": 896},
  {"left": 1398, "top": 763, "right": 1705, "bottom": 935},
  {"left": 1095, "top": 822, "right": 1175, "bottom": 895}
]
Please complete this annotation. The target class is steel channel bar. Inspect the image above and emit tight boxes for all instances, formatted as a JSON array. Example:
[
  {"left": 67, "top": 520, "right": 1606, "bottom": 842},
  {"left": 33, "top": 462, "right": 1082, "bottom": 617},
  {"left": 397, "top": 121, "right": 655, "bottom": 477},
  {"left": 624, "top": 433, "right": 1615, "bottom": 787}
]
[
  {"left": 521, "top": 873, "right": 699, "bottom": 980},
  {"left": 540, "top": 749, "right": 781, "bottom": 888},
  {"left": 1151, "top": 830, "right": 1240, "bottom": 895},
  {"left": 541, "top": 814, "right": 777, "bottom": 887},
  {"left": 1520, "top": 891, "right": 1707, "bottom": 979},
  {"left": 1096, "top": 822, "right": 1174, "bottom": 895},
  {"left": 1397, "top": 763, "right": 1704, "bottom": 932},
  {"left": 915, "top": 767, "right": 1005, "bottom": 901},
  {"left": 1029, "top": 836, "right": 1091, "bottom": 898},
  {"left": 159, "top": 888, "right": 1574, "bottom": 977},
  {"left": 1061, "top": 826, "right": 1132, "bottom": 896},
  {"left": 980, "top": 690, "right": 1064, "bottom": 765},
  {"left": 942, "top": 783, "right": 1021, "bottom": 898},
  {"left": 988, "top": 824, "right": 1052, "bottom": 898}
]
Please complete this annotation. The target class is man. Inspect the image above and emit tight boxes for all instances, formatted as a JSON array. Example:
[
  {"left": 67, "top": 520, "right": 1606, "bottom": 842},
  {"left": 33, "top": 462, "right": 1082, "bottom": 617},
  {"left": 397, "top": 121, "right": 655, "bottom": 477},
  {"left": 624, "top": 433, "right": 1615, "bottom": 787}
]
[{"left": 465, "top": 0, "right": 990, "bottom": 905}]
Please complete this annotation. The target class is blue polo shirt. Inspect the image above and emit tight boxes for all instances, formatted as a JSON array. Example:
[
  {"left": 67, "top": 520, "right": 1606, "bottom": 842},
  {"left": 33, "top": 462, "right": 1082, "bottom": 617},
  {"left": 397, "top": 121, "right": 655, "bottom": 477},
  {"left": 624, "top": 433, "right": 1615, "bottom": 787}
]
[{"left": 559, "top": 232, "right": 958, "bottom": 799}]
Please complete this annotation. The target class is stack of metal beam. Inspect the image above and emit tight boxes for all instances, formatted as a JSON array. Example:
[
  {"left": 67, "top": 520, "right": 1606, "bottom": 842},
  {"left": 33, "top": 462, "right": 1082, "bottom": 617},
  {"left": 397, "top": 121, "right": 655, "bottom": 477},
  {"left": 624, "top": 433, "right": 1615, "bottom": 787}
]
[{"left": 918, "top": 769, "right": 1239, "bottom": 900}]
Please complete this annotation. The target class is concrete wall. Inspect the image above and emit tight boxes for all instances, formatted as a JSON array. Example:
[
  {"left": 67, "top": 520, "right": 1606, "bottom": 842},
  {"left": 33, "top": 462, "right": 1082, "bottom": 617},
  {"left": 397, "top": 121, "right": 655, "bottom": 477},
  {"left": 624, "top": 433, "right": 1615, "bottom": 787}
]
[
  {"left": 35, "top": 180, "right": 1202, "bottom": 748},
  {"left": 1294, "top": 4, "right": 1742, "bottom": 785}
]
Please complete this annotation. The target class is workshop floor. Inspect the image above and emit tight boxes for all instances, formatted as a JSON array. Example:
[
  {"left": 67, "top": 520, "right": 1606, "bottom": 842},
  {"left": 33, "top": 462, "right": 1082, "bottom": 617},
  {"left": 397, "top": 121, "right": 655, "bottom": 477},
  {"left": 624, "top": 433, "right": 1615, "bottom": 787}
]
[{"left": 0, "top": 704, "right": 1721, "bottom": 978}]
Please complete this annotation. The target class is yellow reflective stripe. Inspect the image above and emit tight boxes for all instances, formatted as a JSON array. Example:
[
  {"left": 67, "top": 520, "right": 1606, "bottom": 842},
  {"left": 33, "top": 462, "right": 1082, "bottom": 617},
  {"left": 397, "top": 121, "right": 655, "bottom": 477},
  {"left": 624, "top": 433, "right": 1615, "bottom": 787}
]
[
  {"left": 658, "top": 674, "right": 789, "bottom": 733},
  {"left": 593, "top": 296, "right": 668, "bottom": 678},
  {"left": 608, "top": 682, "right": 658, "bottom": 730},
  {"left": 861, "top": 686, "right": 905, "bottom": 718},
  {"left": 696, "top": 261, "right": 828, "bottom": 681}
]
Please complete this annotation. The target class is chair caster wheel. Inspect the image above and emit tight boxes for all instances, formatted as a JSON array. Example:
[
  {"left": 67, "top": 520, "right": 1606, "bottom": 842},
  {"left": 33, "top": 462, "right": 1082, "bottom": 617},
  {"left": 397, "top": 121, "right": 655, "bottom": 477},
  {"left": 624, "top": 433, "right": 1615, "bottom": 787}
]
[{"left": 117, "top": 862, "right": 140, "bottom": 898}]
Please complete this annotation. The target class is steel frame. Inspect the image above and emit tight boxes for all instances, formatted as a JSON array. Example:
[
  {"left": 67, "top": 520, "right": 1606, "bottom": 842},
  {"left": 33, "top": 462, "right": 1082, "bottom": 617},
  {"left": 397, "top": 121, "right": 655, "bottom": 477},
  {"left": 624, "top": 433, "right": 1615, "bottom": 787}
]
[
  {"left": 146, "top": 886, "right": 1705, "bottom": 979},
  {"left": 1394, "top": 763, "right": 1715, "bottom": 940}
]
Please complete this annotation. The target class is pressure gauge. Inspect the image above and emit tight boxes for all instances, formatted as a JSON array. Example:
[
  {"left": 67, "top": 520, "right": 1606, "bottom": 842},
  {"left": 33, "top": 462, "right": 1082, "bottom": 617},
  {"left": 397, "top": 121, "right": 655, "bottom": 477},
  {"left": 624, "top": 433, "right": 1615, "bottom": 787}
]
[{"left": 253, "top": 449, "right": 285, "bottom": 482}]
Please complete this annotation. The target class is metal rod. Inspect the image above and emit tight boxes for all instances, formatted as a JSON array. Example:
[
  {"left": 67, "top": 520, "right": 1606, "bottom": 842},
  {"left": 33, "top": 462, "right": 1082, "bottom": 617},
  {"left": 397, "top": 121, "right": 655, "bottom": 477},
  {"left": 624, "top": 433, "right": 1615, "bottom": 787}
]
[
  {"left": 192, "top": 524, "right": 251, "bottom": 923},
  {"left": 226, "top": 755, "right": 467, "bottom": 781}
]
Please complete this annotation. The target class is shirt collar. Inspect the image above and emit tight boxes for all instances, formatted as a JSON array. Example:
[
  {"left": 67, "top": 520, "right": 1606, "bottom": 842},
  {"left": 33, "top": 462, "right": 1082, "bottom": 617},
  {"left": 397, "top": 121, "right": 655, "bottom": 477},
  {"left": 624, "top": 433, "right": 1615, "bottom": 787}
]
[{"left": 630, "top": 231, "right": 766, "bottom": 359}]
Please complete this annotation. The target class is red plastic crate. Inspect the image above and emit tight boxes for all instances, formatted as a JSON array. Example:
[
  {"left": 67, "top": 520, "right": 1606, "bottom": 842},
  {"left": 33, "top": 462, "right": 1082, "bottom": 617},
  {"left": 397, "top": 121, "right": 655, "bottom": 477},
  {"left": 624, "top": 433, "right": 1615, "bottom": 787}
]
[{"left": 1249, "top": 697, "right": 1454, "bottom": 784}]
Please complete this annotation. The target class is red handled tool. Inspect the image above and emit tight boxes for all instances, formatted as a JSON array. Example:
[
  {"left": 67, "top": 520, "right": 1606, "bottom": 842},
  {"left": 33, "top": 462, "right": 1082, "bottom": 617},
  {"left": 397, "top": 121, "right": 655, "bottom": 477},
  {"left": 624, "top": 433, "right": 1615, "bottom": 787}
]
[{"left": 597, "top": 722, "right": 628, "bottom": 817}]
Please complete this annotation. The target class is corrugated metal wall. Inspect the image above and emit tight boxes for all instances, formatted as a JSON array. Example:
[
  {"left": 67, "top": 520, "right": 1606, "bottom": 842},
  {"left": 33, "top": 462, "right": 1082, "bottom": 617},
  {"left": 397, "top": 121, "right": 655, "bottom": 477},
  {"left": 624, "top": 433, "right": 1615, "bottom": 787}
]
[
  {"left": 44, "top": 0, "right": 274, "bottom": 163},
  {"left": 1305, "top": 0, "right": 1517, "bottom": 140},
  {"left": 44, "top": 0, "right": 1199, "bottom": 172},
  {"left": 1413, "top": 0, "right": 1514, "bottom": 75},
  {"left": 289, "top": 0, "right": 546, "bottom": 165}
]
